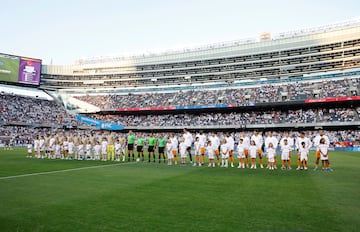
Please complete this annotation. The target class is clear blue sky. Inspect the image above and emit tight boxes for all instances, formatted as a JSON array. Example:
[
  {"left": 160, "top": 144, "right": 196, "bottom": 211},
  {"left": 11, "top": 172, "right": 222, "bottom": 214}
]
[{"left": 1, "top": 0, "right": 359, "bottom": 65}]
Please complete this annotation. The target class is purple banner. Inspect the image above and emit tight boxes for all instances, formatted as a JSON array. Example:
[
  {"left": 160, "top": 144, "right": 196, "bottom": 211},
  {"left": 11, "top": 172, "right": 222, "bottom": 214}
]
[{"left": 18, "top": 58, "right": 41, "bottom": 85}]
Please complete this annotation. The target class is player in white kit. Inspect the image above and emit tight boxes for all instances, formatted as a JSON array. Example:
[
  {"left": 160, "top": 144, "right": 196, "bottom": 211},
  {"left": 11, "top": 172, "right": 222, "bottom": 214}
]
[
  {"left": 280, "top": 139, "right": 292, "bottom": 170},
  {"left": 266, "top": 143, "right": 276, "bottom": 170},
  {"left": 237, "top": 138, "right": 246, "bottom": 168},
  {"left": 166, "top": 139, "right": 174, "bottom": 165},
  {"left": 206, "top": 141, "right": 216, "bottom": 167},
  {"left": 179, "top": 138, "right": 187, "bottom": 166},
  {"left": 251, "top": 130, "right": 264, "bottom": 168}
]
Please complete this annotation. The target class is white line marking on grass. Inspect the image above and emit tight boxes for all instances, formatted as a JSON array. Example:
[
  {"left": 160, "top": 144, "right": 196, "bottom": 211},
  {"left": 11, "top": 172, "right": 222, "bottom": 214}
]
[{"left": 0, "top": 162, "right": 136, "bottom": 180}]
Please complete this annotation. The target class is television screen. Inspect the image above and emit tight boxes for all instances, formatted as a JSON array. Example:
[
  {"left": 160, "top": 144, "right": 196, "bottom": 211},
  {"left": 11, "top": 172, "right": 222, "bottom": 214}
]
[
  {"left": 0, "top": 53, "right": 20, "bottom": 83},
  {"left": 0, "top": 53, "right": 41, "bottom": 86}
]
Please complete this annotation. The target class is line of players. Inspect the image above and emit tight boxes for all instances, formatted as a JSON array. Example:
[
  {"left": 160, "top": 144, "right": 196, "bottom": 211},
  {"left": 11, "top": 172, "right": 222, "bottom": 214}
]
[
  {"left": 27, "top": 129, "right": 333, "bottom": 171},
  {"left": 28, "top": 132, "right": 127, "bottom": 162}
]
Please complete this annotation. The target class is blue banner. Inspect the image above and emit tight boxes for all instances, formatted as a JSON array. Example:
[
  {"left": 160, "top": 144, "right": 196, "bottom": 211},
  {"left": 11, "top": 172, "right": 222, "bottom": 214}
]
[
  {"left": 176, "top": 104, "right": 230, "bottom": 110},
  {"left": 76, "top": 115, "right": 124, "bottom": 130},
  {"left": 334, "top": 147, "right": 360, "bottom": 152}
]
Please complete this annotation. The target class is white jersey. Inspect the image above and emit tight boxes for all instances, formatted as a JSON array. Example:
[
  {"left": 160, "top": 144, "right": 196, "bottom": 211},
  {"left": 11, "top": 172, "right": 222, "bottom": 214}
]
[
  {"left": 101, "top": 141, "right": 108, "bottom": 155},
  {"left": 206, "top": 145, "right": 215, "bottom": 159},
  {"left": 55, "top": 144, "right": 61, "bottom": 157},
  {"left": 295, "top": 137, "right": 312, "bottom": 151},
  {"left": 86, "top": 144, "right": 92, "bottom": 157},
  {"left": 209, "top": 135, "right": 220, "bottom": 151},
  {"left": 115, "top": 143, "right": 121, "bottom": 155},
  {"left": 194, "top": 141, "right": 201, "bottom": 155},
  {"left": 313, "top": 135, "right": 330, "bottom": 150},
  {"left": 237, "top": 143, "right": 246, "bottom": 158},
  {"left": 267, "top": 148, "right": 276, "bottom": 162},
  {"left": 280, "top": 144, "right": 292, "bottom": 160},
  {"left": 77, "top": 144, "right": 84, "bottom": 156},
  {"left": 63, "top": 141, "right": 69, "bottom": 151},
  {"left": 220, "top": 144, "right": 229, "bottom": 158},
  {"left": 49, "top": 138, "right": 55, "bottom": 151},
  {"left": 93, "top": 145, "right": 101, "bottom": 158},
  {"left": 239, "top": 136, "right": 250, "bottom": 150},
  {"left": 280, "top": 136, "right": 294, "bottom": 149},
  {"left": 319, "top": 144, "right": 329, "bottom": 160},
  {"left": 34, "top": 139, "right": 39, "bottom": 151},
  {"left": 170, "top": 137, "right": 178, "bottom": 152},
  {"left": 197, "top": 134, "right": 207, "bottom": 148},
  {"left": 39, "top": 139, "right": 45, "bottom": 151},
  {"left": 183, "top": 132, "right": 193, "bottom": 148},
  {"left": 299, "top": 147, "right": 309, "bottom": 161},
  {"left": 179, "top": 142, "right": 187, "bottom": 158},
  {"left": 265, "top": 136, "right": 279, "bottom": 149},
  {"left": 251, "top": 134, "right": 263, "bottom": 150},
  {"left": 27, "top": 144, "right": 32, "bottom": 153},
  {"left": 225, "top": 136, "right": 235, "bottom": 151},
  {"left": 166, "top": 142, "right": 173, "bottom": 158},
  {"left": 249, "top": 145, "right": 258, "bottom": 159},
  {"left": 68, "top": 142, "right": 74, "bottom": 155}
]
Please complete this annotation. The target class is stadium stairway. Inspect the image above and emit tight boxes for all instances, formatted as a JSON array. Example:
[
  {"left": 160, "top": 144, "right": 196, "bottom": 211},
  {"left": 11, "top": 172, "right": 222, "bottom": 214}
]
[
  {"left": 46, "top": 91, "right": 100, "bottom": 114},
  {"left": 62, "top": 95, "right": 100, "bottom": 113}
]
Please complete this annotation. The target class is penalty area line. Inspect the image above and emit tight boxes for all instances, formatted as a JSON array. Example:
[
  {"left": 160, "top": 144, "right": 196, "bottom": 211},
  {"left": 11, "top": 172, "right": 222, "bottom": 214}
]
[{"left": 0, "top": 162, "right": 136, "bottom": 180}]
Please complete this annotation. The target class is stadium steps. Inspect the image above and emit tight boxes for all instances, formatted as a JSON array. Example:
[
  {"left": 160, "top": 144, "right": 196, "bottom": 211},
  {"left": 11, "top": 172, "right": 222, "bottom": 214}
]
[{"left": 57, "top": 94, "right": 100, "bottom": 114}]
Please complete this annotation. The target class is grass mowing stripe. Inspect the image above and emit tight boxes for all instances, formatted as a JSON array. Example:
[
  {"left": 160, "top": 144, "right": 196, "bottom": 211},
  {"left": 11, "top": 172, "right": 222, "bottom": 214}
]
[
  {"left": 0, "top": 148, "right": 359, "bottom": 231},
  {"left": 0, "top": 162, "right": 136, "bottom": 180}
]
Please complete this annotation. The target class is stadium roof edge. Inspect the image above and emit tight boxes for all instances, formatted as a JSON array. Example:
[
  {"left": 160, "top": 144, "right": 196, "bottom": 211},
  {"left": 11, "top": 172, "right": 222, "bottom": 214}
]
[{"left": 74, "top": 17, "right": 360, "bottom": 65}]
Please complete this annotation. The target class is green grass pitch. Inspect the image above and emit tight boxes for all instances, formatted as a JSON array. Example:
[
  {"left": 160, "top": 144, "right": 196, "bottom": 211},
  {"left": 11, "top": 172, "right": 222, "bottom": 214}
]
[
  {"left": 0, "top": 56, "right": 19, "bottom": 83},
  {"left": 0, "top": 148, "right": 359, "bottom": 232}
]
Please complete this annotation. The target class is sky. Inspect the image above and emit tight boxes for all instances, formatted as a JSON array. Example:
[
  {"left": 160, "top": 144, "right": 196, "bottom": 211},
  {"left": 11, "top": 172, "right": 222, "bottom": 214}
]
[{"left": 1, "top": 0, "right": 360, "bottom": 65}]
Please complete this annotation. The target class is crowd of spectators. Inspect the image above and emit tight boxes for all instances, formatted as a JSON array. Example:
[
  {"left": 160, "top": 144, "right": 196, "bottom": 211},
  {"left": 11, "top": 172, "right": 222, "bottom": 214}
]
[
  {"left": 74, "top": 78, "right": 359, "bottom": 109},
  {"left": 93, "top": 107, "right": 358, "bottom": 127},
  {"left": 1, "top": 91, "right": 357, "bottom": 131},
  {"left": 0, "top": 93, "right": 87, "bottom": 127}
]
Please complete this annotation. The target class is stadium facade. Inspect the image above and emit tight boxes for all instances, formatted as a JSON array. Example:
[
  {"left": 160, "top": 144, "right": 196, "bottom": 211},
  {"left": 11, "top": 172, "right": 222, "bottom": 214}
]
[{"left": 41, "top": 19, "right": 360, "bottom": 90}]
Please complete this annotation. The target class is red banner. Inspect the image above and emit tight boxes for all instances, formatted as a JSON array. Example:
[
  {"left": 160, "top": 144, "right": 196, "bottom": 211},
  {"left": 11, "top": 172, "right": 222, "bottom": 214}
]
[
  {"left": 305, "top": 96, "right": 360, "bottom": 103},
  {"left": 117, "top": 106, "right": 176, "bottom": 112}
]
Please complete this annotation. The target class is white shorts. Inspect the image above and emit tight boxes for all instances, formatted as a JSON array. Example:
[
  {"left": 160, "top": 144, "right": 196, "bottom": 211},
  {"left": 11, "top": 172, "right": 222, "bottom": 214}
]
[
  {"left": 268, "top": 157, "right": 275, "bottom": 163},
  {"left": 221, "top": 154, "right": 229, "bottom": 159},
  {"left": 281, "top": 153, "right": 290, "bottom": 160},
  {"left": 101, "top": 148, "right": 107, "bottom": 155},
  {"left": 320, "top": 155, "right": 328, "bottom": 161},
  {"left": 300, "top": 155, "right": 308, "bottom": 161},
  {"left": 180, "top": 152, "right": 187, "bottom": 159},
  {"left": 237, "top": 153, "right": 245, "bottom": 159},
  {"left": 208, "top": 153, "right": 215, "bottom": 160},
  {"left": 167, "top": 152, "right": 174, "bottom": 159}
]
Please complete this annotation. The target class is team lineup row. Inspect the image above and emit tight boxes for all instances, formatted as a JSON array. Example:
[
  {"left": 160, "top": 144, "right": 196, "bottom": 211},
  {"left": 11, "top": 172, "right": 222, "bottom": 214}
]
[{"left": 27, "top": 129, "right": 333, "bottom": 171}]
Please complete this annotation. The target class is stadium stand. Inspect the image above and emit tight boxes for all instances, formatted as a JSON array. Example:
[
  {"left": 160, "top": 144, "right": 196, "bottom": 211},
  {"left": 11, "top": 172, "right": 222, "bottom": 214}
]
[
  {"left": 72, "top": 77, "right": 359, "bottom": 109},
  {"left": 0, "top": 93, "right": 88, "bottom": 128},
  {"left": 91, "top": 107, "right": 358, "bottom": 127}
]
